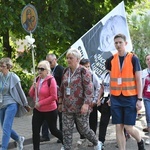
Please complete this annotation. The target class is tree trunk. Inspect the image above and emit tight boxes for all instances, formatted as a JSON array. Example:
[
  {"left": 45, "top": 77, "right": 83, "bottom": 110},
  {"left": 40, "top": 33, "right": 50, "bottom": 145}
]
[{"left": 3, "top": 29, "right": 12, "bottom": 58}]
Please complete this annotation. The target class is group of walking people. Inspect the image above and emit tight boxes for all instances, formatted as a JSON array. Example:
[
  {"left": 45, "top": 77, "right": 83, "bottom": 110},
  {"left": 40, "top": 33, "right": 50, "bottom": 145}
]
[{"left": 0, "top": 33, "right": 149, "bottom": 150}]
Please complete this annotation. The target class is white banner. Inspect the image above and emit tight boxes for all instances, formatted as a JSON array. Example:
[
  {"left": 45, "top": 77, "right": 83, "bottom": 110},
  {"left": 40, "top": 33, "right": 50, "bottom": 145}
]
[{"left": 71, "top": 1, "right": 132, "bottom": 78}]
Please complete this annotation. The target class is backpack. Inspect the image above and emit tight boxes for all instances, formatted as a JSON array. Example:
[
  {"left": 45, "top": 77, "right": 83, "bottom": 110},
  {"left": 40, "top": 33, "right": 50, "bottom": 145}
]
[{"left": 36, "top": 76, "right": 52, "bottom": 87}]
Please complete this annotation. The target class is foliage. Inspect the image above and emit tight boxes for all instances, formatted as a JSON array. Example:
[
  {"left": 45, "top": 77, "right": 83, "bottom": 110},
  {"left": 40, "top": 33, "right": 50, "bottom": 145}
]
[
  {"left": 0, "top": 0, "right": 142, "bottom": 91},
  {"left": 14, "top": 70, "right": 34, "bottom": 96},
  {"left": 128, "top": 0, "right": 150, "bottom": 69}
]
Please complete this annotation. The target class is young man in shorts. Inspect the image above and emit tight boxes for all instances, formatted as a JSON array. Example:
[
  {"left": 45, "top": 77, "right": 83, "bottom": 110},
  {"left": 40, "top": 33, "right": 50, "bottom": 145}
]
[{"left": 105, "top": 33, "right": 145, "bottom": 150}]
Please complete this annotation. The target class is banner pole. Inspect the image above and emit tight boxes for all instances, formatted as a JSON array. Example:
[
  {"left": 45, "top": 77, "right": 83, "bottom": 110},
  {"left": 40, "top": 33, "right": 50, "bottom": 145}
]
[{"left": 30, "top": 32, "right": 38, "bottom": 103}]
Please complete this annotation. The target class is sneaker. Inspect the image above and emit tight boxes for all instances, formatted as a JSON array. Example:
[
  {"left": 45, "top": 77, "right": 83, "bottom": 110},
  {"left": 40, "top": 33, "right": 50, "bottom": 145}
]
[
  {"left": 94, "top": 141, "right": 103, "bottom": 150},
  {"left": 137, "top": 139, "right": 146, "bottom": 150},
  {"left": 145, "top": 138, "right": 150, "bottom": 145},
  {"left": 57, "top": 139, "right": 61, "bottom": 143},
  {"left": 102, "top": 144, "right": 104, "bottom": 150},
  {"left": 40, "top": 137, "right": 50, "bottom": 142},
  {"left": 60, "top": 145, "right": 65, "bottom": 150},
  {"left": 77, "top": 138, "right": 86, "bottom": 145},
  {"left": 16, "top": 136, "right": 25, "bottom": 150}
]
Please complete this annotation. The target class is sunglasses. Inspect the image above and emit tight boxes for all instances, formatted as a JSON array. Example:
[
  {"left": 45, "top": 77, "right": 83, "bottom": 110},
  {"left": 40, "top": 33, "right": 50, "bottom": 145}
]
[{"left": 37, "top": 67, "right": 46, "bottom": 71}]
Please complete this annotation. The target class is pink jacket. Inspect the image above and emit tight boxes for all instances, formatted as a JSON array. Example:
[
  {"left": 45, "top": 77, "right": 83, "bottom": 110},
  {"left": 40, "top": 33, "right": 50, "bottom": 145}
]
[{"left": 29, "top": 75, "right": 58, "bottom": 112}]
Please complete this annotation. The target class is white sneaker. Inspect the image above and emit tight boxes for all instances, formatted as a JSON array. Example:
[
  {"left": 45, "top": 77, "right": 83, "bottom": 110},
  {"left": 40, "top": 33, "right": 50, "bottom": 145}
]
[
  {"left": 145, "top": 138, "right": 150, "bottom": 145},
  {"left": 94, "top": 141, "right": 103, "bottom": 150},
  {"left": 77, "top": 138, "right": 86, "bottom": 145},
  {"left": 16, "top": 136, "right": 25, "bottom": 150},
  {"left": 60, "top": 145, "right": 65, "bottom": 150}
]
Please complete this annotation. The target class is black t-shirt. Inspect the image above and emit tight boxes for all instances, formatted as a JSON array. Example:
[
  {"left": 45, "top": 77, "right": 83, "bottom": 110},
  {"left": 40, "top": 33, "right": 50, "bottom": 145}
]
[{"left": 51, "top": 65, "right": 64, "bottom": 87}]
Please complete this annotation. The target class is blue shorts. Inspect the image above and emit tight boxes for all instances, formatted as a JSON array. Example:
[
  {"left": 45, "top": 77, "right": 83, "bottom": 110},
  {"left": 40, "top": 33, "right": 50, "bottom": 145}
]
[{"left": 110, "top": 95, "right": 137, "bottom": 125}]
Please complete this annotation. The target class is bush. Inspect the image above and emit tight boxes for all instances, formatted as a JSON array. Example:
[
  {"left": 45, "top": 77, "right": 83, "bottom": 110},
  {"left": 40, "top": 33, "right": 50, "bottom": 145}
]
[{"left": 14, "top": 70, "right": 34, "bottom": 96}]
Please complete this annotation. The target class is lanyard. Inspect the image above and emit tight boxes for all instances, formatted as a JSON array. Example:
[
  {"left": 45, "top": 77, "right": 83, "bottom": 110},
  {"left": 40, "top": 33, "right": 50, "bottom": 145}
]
[
  {"left": 118, "top": 52, "right": 127, "bottom": 72},
  {"left": 52, "top": 64, "right": 58, "bottom": 76},
  {"left": 67, "top": 68, "right": 78, "bottom": 87},
  {"left": 0, "top": 73, "right": 9, "bottom": 93}
]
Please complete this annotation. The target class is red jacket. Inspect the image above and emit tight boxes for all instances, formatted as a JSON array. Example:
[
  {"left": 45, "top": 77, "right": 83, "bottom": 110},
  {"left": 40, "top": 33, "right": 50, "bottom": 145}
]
[{"left": 29, "top": 75, "right": 58, "bottom": 112}]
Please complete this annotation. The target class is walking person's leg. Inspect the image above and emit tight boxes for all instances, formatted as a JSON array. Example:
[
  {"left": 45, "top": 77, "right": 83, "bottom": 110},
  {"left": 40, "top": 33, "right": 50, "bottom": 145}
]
[
  {"left": 110, "top": 95, "right": 126, "bottom": 150},
  {"left": 76, "top": 119, "right": 86, "bottom": 145},
  {"left": 89, "top": 105, "right": 98, "bottom": 134},
  {"left": 32, "top": 109, "right": 43, "bottom": 150},
  {"left": 98, "top": 103, "right": 111, "bottom": 146},
  {"left": 76, "top": 112, "right": 102, "bottom": 149},
  {"left": 116, "top": 124, "right": 126, "bottom": 150},
  {"left": 45, "top": 109, "right": 63, "bottom": 144},
  {"left": 41, "top": 120, "right": 50, "bottom": 142},
  {"left": 144, "top": 98, "right": 150, "bottom": 145},
  {"left": 62, "top": 112, "right": 74, "bottom": 150},
  {"left": 0, "top": 104, "right": 20, "bottom": 150},
  {"left": 57, "top": 111, "right": 62, "bottom": 143}
]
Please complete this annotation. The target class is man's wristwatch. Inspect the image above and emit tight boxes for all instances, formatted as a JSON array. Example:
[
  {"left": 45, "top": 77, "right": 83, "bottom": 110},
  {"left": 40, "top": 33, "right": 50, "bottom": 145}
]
[{"left": 137, "top": 98, "right": 143, "bottom": 101}]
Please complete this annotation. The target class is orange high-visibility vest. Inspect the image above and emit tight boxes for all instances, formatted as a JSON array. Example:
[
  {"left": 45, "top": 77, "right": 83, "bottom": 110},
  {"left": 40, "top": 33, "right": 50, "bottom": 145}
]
[{"left": 110, "top": 52, "right": 137, "bottom": 96}]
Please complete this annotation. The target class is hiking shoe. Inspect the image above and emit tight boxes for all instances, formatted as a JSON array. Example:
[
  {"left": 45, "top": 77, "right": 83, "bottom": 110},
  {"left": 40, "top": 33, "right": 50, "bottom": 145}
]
[
  {"left": 77, "top": 138, "right": 86, "bottom": 145},
  {"left": 94, "top": 141, "right": 103, "bottom": 150},
  {"left": 60, "top": 145, "right": 65, "bottom": 150},
  {"left": 16, "top": 136, "right": 25, "bottom": 150},
  {"left": 57, "top": 139, "right": 61, "bottom": 143},
  {"left": 137, "top": 139, "right": 146, "bottom": 150},
  {"left": 145, "top": 138, "right": 150, "bottom": 145},
  {"left": 40, "top": 137, "right": 50, "bottom": 142}
]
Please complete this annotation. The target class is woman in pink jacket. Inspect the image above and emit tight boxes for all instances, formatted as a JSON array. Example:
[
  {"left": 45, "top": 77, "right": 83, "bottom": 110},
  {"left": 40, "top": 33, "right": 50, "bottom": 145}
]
[{"left": 29, "top": 60, "right": 63, "bottom": 150}]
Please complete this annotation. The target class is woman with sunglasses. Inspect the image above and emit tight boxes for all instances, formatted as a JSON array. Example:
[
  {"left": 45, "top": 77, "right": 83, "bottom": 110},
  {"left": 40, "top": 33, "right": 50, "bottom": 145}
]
[
  {"left": 29, "top": 60, "right": 63, "bottom": 150},
  {"left": 0, "top": 57, "right": 30, "bottom": 150}
]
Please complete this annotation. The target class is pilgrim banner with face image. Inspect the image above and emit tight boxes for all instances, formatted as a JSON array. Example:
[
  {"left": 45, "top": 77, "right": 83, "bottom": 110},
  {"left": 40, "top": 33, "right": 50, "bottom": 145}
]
[{"left": 71, "top": 1, "right": 132, "bottom": 78}]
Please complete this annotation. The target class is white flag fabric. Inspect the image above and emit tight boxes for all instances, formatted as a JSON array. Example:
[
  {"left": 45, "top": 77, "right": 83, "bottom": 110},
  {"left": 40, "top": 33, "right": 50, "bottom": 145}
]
[{"left": 71, "top": 1, "right": 132, "bottom": 78}]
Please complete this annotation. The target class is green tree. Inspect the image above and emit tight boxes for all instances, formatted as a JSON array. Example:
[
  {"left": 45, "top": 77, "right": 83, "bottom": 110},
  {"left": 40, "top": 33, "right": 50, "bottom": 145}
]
[
  {"left": 0, "top": 0, "right": 141, "bottom": 94},
  {"left": 128, "top": 0, "right": 150, "bottom": 69}
]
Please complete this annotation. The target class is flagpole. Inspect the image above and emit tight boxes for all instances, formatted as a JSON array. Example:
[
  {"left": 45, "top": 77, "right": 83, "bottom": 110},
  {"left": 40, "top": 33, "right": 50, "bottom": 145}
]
[{"left": 30, "top": 32, "right": 38, "bottom": 103}]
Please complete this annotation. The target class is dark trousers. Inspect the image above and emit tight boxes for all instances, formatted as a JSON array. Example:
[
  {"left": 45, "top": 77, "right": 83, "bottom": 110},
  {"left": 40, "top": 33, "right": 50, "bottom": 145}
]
[
  {"left": 41, "top": 120, "right": 50, "bottom": 138},
  {"left": 97, "top": 102, "right": 111, "bottom": 143},
  {"left": 76, "top": 105, "right": 98, "bottom": 139},
  {"left": 41, "top": 111, "right": 62, "bottom": 138},
  {"left": 32, "top": 108, "right": 63, "bottom": 150}
]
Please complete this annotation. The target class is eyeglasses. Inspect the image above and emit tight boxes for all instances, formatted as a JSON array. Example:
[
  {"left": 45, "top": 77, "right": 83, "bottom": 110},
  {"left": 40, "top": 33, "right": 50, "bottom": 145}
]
[
  {"left": 0, "top": 65, "right": 7, "bottom": 68},
  {"left": 37, "top": 67, "right": 46, "bottom": 71}
]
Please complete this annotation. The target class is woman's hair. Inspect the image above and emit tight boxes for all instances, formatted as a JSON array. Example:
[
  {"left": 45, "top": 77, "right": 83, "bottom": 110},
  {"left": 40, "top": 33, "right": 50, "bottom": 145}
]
[
  {"left": 66, "top": 47, "right": 81, "bottom": 60},
  {"left": 0, "top": 57, "right": 13, "bottom": 69},
  {"left": 38, "top": 60, "right": 51, "bottom": 74}
]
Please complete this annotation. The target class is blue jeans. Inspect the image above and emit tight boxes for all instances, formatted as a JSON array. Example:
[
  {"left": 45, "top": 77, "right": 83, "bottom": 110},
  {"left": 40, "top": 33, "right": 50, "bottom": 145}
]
[
  {"left": 0, "top": 103, "right": 19, "bottom": 150},
  {"left": 144, "top": 98, "right": 150, "bottom": 127}
]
